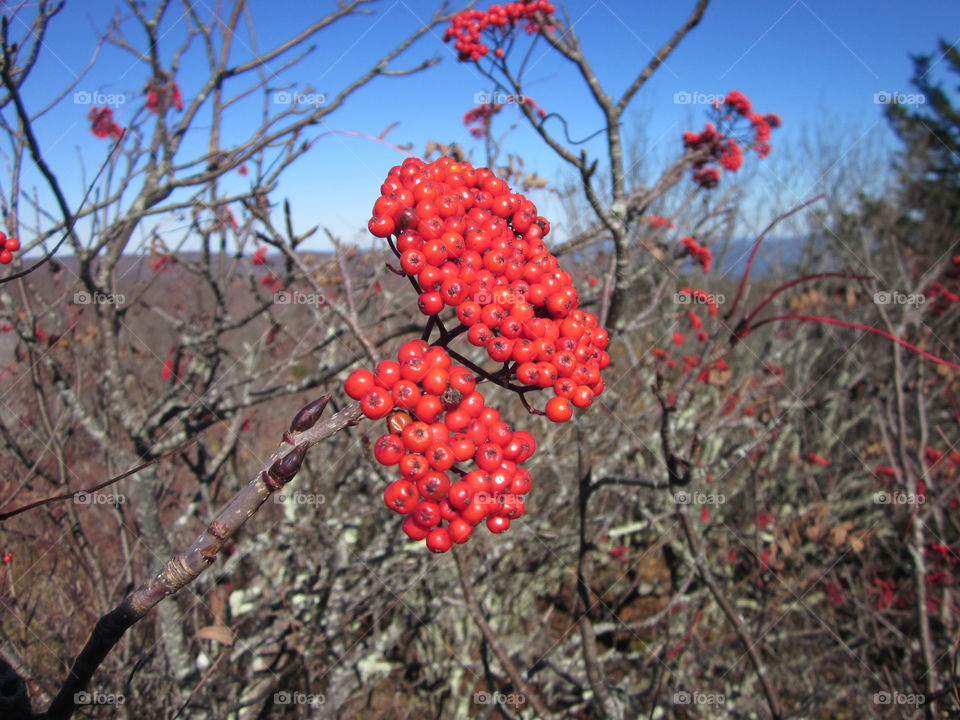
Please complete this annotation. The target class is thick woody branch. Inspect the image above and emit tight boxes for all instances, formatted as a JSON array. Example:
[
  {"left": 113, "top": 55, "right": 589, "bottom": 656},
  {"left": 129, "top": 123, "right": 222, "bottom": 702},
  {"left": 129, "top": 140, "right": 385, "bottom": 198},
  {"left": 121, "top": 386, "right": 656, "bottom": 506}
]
[
  {"left": 41, "top": 396, "right": 361, "bottom": 720},
  {"left": 0, "top": 657, "right": 31, "bottom": 720}
]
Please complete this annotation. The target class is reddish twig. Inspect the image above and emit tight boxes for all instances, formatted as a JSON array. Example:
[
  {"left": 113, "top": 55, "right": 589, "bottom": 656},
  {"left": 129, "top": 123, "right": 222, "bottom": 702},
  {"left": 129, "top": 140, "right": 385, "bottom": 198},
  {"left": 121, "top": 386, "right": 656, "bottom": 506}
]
[
  {"left": 0, "top": 436, "right": 200, "bottom": 522},
  {"left": 742, "top": 313, "right": 960, "bottom": 371},
  {"left": 738, "top": 272, "right": 872, "bottom": 329},
  {"left": 724, "top": 195, "right": 826, "bottom": 321}
]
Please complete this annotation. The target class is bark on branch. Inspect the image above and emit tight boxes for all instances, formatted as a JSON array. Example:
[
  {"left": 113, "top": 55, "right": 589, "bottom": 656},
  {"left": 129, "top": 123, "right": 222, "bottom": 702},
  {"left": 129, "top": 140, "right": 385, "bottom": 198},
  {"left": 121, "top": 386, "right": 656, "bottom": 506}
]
[{"left": 39, "top": 396, "right": 361, "bottom": 720}]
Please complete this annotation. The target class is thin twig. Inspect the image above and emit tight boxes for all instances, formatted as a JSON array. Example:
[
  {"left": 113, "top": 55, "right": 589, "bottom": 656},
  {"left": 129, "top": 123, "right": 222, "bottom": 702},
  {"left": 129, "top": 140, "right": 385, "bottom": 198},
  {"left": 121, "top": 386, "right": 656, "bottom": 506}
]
[{"left": 452, "top": 546, "right": 551, "bottom": 719}]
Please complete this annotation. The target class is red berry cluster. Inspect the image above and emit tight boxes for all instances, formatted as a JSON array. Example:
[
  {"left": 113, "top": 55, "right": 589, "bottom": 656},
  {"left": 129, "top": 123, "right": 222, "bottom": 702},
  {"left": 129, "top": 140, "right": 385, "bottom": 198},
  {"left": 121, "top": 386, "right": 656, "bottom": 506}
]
[
  {"left": 367, "top": 155, "right": 609, "bottom": 421},
  {"left": 346, "top": 341, "right": 536, "bottom": 552},
  {"left": 680, "top": 236, "right": 712, "bottom": 273},
  {"left": 444, "top": 1, "right": 555, "bottom": 61},
  {"left": 648, "top": 215, "right": 675, "bottom": 229},
  {"left": 463, "top": 102, "right": 502, "bottom": 138},
  {"left": 0, "top": 232, "right": 19, "bottom": 265},
  {"left": 351, "top": 156, "right": 610, "bottom": 551},
  {"left": 88, "top": 106, "right": 124, "bottom": 140},
  {"left": 463, "top": 96, "right": 548, "bottom": 138},
  {"left": 682, "top": 91, "right": 781, "bottom": 188},
  {"left": 924, "top": 281, "right": 960, "bottom": 315},
  {"left": 924, "top": 257, "right": 960, "bottom": 316},
  {"left": 251, "top": 246, "right": 268, "bottom": 265},
  {"left": 146, "top": 78, "right": 184, "bottom": 114}
]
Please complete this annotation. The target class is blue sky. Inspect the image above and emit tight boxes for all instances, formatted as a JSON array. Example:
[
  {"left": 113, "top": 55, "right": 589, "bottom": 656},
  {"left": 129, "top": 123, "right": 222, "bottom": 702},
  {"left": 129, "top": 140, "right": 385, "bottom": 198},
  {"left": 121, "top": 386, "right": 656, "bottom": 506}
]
[{"left": 8, "top": 0, "right": 960, "bottom": 252}]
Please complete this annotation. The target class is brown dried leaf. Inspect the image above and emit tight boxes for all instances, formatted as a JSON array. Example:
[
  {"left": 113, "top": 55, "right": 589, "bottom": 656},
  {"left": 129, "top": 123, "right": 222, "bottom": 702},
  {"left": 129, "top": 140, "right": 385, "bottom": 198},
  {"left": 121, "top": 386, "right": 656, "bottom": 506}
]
[
  {"left": 196, "top": 625, "right": 233, "bottom": 646},
  {"left": 708, "top": 367, "right": 732, "bottom": 387}
]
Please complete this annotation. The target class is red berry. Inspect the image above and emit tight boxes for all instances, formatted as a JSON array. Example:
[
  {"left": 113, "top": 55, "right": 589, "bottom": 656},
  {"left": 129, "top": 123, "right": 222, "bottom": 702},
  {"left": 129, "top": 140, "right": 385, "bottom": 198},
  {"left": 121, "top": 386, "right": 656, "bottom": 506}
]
[
  {"left": 460, "top": 391, "right": 486, "bottom": 417},
  {"left": 426, "top": 442, "right": 456, "bottom": 471},
  {"left": 439, "top": 499, "right": 460, "bottom": 522},
  {"left": 457, "top": 300, "right": 482, "bottom": 326},
  {"left": 448, "top": 481, "right": 473, "bottom": 510},
  {"left": 418, "top": 290, "right": 444, "bottom": 315},
  {"left": 475, "top": 442, "right": 503, "bottom": 472},
  {"left": 510, "top": 468, "right": 533, "bottom": 494},
  {"left": 422, "top": 367, "right": 449, "bottom": 396},
  {"left": 468, "top": 322, "right": 493, "bottom": 346},
  {"left": 545, "top": 396, "right": 573, "bottom": 423},
  {"left": 571, "top": 384, "right": 594, "bottom": 408},
  {"left": 412, "top": 500, "right": 442, "bottom": 528},
  {"left": 402, "top": 515, "right": 430, "bottom": 540},
  {"left": 449, "top": 433, "right": 476, "bottom": 461},
  {"left": 415, "top": 394, "right": 444, "bottom": 423},
  {"left": 374, "top": 434, "right": 404, "bottom": 465},
  {"left": 375, "top": 360, "right": 402, "bottom": 389},
  {"left": 401, "top": 249, "right": 425, "bottom": 275},
  {"left": 486, "top": 336, "right": 513, "bottom": 362},
  {"left": 448, "top": 517, "right": 473, "bottom": 543},
  {"left": 423, "top": 346, "right": 451, "bottom": 369},
  {"left": 392, "top": 379, "right": 422, "bottom": 410},
  {"left": 426, "top": 527, "right": 452, "bottom": 553},
  {"left": 461, "top": 496, "right": 489, "bottom": 525},
  {"left": 417, "top": 471, "right": 450, "bottom": 501},
  {"left": 361, "top": 388, "right": 394, "bottom": 419},
  {"left": 402, "top": 421, "right": 432, "bottom": 453},
  {"left": 368, "top": 215, "right": 396, "bottom": 238},
  {"left": 344, "top": 368, "right": 375, "bottom": 399},
  {"left": 384, "top": 479, "right": 418, "bottom": 514},
  {"left": 448, "top": 366, "right": 476, "bottom": 394},
  {"left": 399, "top": 453, "right": 429, "bottom": 481},
  {"left": 397, "top": 339, "right": 428, "bottom": 362},
  {"left": 445, "top": 409, "right": 471, "bottom": 432},
  {"left": 486, "top": 514, "right": 511, "bottom": 533}
]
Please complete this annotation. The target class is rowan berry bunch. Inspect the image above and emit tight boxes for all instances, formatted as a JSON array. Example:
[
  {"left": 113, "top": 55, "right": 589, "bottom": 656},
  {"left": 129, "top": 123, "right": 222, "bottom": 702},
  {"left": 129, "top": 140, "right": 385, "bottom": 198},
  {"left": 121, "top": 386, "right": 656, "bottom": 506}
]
[
  {"left": 680, "top": 236, "right": 712, "bottom": 273},
  {"left": 443, "top": 1, "right": 556, "bottom": 62},
  {"left": 0, "top": 232, "right": 20, "bottom": 265},
  {"left": 346, "top": 341, "right": 536, "bottom": 552},
  {"left": 682, "top": 90, "right": 781, "bottom": 188},
  {"left": 349, "top": 155, "right": 609, "bottom": 551}
]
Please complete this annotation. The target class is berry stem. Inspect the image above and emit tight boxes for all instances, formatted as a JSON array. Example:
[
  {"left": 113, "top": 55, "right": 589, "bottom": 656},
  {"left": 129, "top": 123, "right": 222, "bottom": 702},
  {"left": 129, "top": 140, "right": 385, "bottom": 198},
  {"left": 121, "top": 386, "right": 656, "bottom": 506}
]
[{"left": 519, "top": 391, "right": 546, "bottom": 416}]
